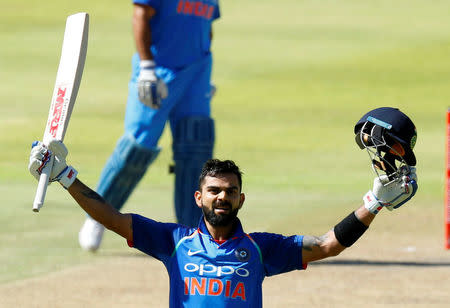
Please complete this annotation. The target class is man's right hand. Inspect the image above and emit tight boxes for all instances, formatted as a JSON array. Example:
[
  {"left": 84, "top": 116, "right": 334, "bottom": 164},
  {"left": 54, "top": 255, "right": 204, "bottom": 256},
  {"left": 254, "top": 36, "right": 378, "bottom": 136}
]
[
  {"left": 137, "top": 60, "right": 168, "bottom": 109},
  {"left": 28, "top": 139, "right": 78, "bottom": 189}
]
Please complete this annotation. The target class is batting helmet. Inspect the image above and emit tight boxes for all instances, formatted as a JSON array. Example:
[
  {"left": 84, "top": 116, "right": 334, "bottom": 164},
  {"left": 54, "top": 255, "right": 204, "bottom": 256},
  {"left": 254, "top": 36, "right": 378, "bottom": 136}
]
[{"left": 354, "top": 107, "right": 417, "bottom": 178}]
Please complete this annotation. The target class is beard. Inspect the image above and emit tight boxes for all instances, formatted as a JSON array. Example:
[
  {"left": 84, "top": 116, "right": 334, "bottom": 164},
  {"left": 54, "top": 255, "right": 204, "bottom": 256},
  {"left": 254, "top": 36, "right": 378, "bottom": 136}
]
[{"left": 202, "top": 200, "right": 239, "bottom": 227}]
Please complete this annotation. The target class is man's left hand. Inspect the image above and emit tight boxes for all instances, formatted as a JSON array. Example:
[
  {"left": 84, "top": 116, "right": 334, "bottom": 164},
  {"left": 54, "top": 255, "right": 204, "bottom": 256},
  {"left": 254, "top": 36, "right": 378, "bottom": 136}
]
[{"left": 363, "top": 167, "right": 418, "bottom": 214}]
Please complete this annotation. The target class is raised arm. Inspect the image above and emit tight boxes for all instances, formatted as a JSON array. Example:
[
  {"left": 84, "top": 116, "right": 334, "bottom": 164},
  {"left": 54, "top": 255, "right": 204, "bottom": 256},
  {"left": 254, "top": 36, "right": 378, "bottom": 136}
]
[
  {"left": 29, "top": 140, "right": 133, "bottom": 241},
  {"left": 302, "top": 170, "right": 418, "bottom": 264},
  {"left": 68, "top": 179, "right": 132, "bottom": 241}
]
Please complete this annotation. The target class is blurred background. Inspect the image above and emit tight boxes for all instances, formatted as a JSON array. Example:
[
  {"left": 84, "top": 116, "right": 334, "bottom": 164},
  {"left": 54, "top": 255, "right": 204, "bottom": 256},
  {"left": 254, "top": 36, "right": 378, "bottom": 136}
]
[{"left": 1, "top": 0, "right": 449, "bottom": 300}]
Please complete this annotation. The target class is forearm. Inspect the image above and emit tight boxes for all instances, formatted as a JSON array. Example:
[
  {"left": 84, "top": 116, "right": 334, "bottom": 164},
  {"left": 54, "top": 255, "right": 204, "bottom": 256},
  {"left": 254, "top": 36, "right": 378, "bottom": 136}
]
[
  {"left": 332, "top": 205, "right": 374, "bottom": 249},
  {"left": 354, "top": 204, "right": 376, "bottom": 226},
  {"left": 302, "top": 205, "right": 375, "bottom": 263},
  {"left": 302, "top": 230, "right": 344, "bottom": 263},
  {"left": 67, "top": 179, "right": 132, "bottom": 240},
  {"left": 133, "top": 4, "right": 155, "bottom": 61}
]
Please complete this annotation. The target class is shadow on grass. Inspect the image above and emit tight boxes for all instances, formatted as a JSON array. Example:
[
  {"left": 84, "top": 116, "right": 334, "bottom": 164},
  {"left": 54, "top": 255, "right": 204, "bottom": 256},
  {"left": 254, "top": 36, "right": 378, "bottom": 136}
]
[{"left": 313, "top": 259, "right": 450, "bottom": 267}]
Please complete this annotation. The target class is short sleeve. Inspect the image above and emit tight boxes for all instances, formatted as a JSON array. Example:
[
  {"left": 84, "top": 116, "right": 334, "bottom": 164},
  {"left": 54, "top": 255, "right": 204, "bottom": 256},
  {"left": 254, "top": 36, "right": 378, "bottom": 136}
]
[
  {"left": 130, "top": 214, "right": 189, "bottom": 264},
  {"left": 213, "top": 4, "right": 220, "bottom": 20},
  {"left": 133, "top": 0, "right": 161, "bottom": 10},
  {"left": 250, "top": 232, "right": 306, "bottom": 276}
]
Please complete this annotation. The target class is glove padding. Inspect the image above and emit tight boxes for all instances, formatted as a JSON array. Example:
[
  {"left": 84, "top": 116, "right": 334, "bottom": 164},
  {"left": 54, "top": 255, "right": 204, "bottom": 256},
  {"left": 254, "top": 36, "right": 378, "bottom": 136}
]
[
  {"left": 137, "top": 60, "right": 168, "bottom": 109},
  {"left": 28, "top": 139, "right": 78, "bottom": 189},
  {"left": 363, "top": 167, "right": 418, "bottom": 214}
]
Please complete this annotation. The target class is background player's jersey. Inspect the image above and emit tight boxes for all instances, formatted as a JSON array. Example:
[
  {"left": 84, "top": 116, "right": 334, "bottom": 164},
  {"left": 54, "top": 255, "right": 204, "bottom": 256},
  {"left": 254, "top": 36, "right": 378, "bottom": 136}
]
[
  {"left": 129, "top": 214, "right": 306, "bottom": 308},
  {"left": 133, "top": 0, "right": 220, "bottom": 68}
]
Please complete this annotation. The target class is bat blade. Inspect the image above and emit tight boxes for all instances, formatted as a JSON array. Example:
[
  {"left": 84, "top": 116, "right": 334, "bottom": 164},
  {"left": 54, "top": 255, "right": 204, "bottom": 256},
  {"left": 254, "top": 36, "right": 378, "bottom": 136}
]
[{"left": 33, "top": 12, "right": 89, "bottom": 212}]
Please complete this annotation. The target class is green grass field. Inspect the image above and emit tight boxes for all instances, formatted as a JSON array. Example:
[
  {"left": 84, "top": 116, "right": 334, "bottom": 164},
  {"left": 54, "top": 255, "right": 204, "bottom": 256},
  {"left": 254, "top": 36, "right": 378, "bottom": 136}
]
[{"left": 1, "top": 0, "right": 449, "bottom": 285}]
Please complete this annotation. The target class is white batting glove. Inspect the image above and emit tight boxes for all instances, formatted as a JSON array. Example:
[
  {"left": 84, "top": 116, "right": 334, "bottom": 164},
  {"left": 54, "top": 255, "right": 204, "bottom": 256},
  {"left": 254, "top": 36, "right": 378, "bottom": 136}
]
[
  {"left": 28, "top": 139, "right": 78, "bottom": 189},
  {"left": 137, "top": 60, "right": 168, "bottom": 109},
  {"left": 363, "top": 167, "right": 418, "bottom": 214}
]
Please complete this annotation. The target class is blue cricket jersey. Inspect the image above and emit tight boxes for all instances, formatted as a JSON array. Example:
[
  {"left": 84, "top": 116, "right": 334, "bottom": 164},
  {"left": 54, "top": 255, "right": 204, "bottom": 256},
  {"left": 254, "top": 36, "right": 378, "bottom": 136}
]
[
  {"left": 133, "top": 0, "right": 220, "bottom": 68},
  {"left": 129, "top": 214, "right": 306, "bottom": 307}
]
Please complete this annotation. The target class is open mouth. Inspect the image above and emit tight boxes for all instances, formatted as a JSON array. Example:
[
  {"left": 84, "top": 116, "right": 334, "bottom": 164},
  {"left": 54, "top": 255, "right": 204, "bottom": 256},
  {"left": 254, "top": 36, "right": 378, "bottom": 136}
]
[
  {"left": 214, "top": 207, "right": 230, "bottom": 214},
  {"left": 213, "top": 203, "right": 231, "bottom": 214}
]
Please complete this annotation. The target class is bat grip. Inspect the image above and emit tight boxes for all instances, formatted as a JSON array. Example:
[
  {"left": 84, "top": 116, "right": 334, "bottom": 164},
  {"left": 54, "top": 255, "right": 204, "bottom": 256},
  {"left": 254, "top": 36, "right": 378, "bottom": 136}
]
[{"left": 32, "top": 155, "right": 54, "bottom": 212}]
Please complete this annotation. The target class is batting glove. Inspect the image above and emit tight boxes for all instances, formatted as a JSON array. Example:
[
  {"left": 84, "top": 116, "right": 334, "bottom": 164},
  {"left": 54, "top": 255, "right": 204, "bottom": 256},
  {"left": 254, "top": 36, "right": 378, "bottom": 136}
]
[
  {"left": 137, "top": 60, "right": 168, "bottom": 109},
  {"left": 363, "top": 167, "right": 418, "bottom": 214},
  {"left": 28, "top": 139, "right": 78, "bottom": 189}
]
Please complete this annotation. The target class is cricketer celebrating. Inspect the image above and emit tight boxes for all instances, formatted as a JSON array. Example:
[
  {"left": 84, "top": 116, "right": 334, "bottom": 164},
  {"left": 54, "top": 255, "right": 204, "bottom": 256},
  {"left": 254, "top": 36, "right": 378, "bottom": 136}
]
[
  {"left": 29, "top": 108, "right": 418, "bottom": 307},
  {"left": 78, "top": 0, "right": 220, "bottom": 251}
]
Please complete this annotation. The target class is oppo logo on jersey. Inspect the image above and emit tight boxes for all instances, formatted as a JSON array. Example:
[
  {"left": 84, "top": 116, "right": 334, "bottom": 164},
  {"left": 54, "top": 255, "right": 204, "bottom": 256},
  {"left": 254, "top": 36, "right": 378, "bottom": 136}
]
[
  {"left": 184, "top": 263, "right": 250, "bottom": 277},
  {"left": 183, "top": 263, "right": 248, "bottom": 300},
  {"left": 49, "top": 87, "right": 67, "bottom": 137},
  {"left": 176, "top": 0, "right": 216, "bottom": 20},
  {"left": 184, "top": 263, "right": 250, "bottom": 301}
]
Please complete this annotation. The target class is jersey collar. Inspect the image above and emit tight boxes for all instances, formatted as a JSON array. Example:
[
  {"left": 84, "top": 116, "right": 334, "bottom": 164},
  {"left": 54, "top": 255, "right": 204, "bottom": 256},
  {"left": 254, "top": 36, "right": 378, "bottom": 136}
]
[{"left": 197, "top": 216, "right": 246, "bottom": 242}]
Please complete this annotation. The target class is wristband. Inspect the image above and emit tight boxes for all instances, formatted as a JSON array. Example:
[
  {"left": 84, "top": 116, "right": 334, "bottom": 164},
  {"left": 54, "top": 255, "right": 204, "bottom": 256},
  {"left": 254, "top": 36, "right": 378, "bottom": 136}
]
[
  {"left": 334, "top": 211, "right": 368, "bottom": 247},
  {"left": 57, "top": 166, "right": 78, "bottom": 189},
  {"left": 363, "top": 190, "right": 383, "bottom": 214},
  {"left": 139, "top": 59, "right": 155, "bottom": 68}
]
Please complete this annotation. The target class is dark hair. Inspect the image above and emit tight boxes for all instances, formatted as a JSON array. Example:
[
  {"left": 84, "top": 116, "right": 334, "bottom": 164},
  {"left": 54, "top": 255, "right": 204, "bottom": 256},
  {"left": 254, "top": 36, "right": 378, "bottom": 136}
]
[{"left": 198, "top": 159, "right": 243, "bottom": 190}]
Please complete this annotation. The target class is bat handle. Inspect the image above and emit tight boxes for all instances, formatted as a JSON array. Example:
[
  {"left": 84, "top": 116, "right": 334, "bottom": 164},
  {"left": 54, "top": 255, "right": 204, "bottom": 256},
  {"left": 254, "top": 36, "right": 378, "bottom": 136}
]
[{"left": 32, "top": 155, "right": 54, "bottom": 212}]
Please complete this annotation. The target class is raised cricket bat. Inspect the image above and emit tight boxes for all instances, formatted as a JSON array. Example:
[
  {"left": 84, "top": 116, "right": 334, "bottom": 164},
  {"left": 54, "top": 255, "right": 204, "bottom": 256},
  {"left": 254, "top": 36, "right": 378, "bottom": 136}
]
[{"left": 33, "top": 12, "right": 89, "bottom": 212}]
